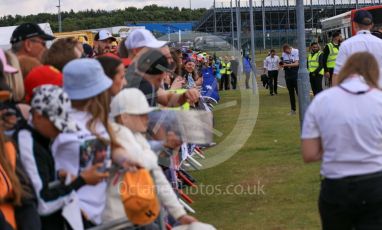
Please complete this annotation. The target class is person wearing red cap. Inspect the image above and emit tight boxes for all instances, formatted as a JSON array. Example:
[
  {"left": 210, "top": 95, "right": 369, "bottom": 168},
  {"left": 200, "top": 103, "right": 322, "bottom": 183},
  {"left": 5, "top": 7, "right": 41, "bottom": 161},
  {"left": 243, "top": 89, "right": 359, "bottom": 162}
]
[{"left": 24, "top": 65, "right": 63, "bottom": 103}]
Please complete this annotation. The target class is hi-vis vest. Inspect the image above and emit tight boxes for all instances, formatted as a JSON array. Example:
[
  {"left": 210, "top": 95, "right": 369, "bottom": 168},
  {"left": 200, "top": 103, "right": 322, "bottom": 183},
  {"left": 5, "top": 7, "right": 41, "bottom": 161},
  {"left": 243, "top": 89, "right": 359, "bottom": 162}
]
[
  {"left": 165, "top": 89, "right": 190, "bottom": 110},
  {"left": 220, "top": 61, "right": 231, "bottom": 75},
  {"left": 326, "top": 42, "right": 339, "bottom": 68},
  {"left": 308, "top": 51, "right": 324, "bottom": 75}
]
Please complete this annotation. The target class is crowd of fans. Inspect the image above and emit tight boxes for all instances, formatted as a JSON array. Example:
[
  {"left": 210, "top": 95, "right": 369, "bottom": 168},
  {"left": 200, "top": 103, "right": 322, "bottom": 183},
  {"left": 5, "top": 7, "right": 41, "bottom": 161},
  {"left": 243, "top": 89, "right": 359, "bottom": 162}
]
[{"left": 0, "top": 23, "right": 219, "bottom": 230}]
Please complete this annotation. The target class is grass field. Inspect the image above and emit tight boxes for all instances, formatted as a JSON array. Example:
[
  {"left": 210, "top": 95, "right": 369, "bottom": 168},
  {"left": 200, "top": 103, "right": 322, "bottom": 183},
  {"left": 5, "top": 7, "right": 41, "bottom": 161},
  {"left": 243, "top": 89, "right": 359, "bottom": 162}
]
[{"left": 186, "top": 85, "right": 322, "bottom": 229}]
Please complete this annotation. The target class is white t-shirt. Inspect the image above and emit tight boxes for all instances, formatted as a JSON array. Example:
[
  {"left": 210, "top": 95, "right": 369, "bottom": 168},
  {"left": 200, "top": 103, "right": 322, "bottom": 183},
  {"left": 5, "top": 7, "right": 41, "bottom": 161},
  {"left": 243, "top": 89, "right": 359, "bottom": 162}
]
[
  {"left": 281, "top": 48, "right": 299, "bottom": 63},
  {"left": 51, "top": 109, "right": 111, "bottom": 224},
  {"left": 264, "top": 55, "right": 280, "bottom": 71},
  {"left": 302, "top": 76, "right": 382, "bottom": 179},
  {"left": 334, "top": 30, "right": 382, "bottom": 87}
]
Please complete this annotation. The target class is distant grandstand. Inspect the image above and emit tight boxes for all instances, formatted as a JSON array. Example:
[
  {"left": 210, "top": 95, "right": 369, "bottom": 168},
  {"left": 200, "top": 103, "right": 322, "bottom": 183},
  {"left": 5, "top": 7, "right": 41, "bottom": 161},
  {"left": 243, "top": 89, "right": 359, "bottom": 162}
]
[
  {"left": 194, "top": 0, "right": 378, "bottom": 50},
  {"left": 125, "top": 21, "right": 196, "bottom": 37}
]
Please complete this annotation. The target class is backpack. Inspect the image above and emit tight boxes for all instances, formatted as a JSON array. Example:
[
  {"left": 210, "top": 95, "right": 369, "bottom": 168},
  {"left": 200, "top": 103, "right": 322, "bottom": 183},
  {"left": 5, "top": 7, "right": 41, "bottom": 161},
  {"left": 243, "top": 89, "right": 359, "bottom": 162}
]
[{"left": 120, "top": 169, "right": 160, "bottom": 226}]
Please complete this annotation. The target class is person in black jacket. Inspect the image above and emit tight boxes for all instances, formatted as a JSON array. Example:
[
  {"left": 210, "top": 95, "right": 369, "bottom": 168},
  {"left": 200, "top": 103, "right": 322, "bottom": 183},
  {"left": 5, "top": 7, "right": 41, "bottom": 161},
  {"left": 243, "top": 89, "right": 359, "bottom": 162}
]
[
  {"left": 372, "top": 24, "right": 382, "bottom": 39},
  {"left": 14, "top": 85, "right": 108, "bottom": 229},
  {"left": 230, "top": 56, "right": 239, "bottom": 90}
]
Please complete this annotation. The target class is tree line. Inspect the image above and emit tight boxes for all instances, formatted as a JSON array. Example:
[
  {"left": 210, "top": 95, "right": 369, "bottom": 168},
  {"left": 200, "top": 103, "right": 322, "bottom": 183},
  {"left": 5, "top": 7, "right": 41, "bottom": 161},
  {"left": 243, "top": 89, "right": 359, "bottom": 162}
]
[{"left": 0, "top": 5, "right": 207, "bottom": 32}]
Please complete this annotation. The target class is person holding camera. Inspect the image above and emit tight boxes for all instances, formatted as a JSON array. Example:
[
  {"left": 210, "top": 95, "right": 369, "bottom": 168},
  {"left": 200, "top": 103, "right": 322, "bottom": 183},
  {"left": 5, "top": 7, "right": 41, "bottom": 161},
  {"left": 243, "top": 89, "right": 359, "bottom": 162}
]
[{"left": 281, "top": 44, "right": 299, "bottom": 115}]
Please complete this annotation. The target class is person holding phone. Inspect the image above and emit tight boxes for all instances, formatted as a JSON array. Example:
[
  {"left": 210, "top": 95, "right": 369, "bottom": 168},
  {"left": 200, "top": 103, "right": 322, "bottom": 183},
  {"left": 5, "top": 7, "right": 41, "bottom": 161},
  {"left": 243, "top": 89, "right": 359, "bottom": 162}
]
[
  {"left": 13, "top": 85, "right": 108, "bottom": 229},
  {"left": 52, "top": 59, "right": 121, "bottom": 227},
  {"left": 281, "top": 44, "right": 299, "bottom": 115}
]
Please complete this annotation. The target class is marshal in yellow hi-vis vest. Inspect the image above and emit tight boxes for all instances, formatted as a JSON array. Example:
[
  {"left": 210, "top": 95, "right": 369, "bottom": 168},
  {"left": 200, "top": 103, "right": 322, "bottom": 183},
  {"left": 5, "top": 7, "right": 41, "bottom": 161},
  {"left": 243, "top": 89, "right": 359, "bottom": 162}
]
[
  {"left": 326, "top": 42, "right": 339, "bottom": 69},
  {"left": 220, "top": 61, "right": 231, "bottom": 75},
  {"left": 308, "top": 51, "right": 324, "bottom": 75}
]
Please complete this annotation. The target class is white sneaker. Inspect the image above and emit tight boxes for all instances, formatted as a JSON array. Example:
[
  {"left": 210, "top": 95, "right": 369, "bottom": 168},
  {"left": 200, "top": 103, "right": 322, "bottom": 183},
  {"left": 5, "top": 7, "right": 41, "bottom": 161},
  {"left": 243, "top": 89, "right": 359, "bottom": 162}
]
[{"left": 288, "top": 110, "right": 296, "bottom": 115}]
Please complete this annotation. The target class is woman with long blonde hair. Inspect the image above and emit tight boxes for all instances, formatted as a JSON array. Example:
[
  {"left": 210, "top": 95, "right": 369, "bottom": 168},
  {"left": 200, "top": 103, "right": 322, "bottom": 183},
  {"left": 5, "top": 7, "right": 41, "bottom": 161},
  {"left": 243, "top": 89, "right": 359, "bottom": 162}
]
[
  {"left": 51, "top": 59, "right": 119, "bottom": 228},
  {"left": 301, "top": 52, "right": 382, "bottom": 229}
]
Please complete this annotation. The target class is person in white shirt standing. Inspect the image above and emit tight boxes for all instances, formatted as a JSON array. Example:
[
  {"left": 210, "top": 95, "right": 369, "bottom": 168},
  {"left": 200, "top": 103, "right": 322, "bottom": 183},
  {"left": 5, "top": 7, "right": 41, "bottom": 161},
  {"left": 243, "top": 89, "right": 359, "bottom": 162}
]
[
  {"left": 333, "top": 10, "right": 382, "bottom": 86},
  {"left": 263, "top": 49, "right": 280, "bottom": 96},
  {"left": 281, "top": 44, "right": 299, "bottom": 115},
  {"left": 302, "top": 52, "right": 382, "bottom": 229}
]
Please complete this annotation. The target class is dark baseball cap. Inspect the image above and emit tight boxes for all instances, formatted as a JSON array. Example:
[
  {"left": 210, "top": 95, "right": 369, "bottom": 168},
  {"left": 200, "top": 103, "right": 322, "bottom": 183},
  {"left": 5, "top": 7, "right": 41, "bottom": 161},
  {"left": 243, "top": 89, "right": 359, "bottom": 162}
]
[
  {"left": 353, "top": 10, "right": 373, "bottom": 26},
  {"left": 137, "top": 49, "right": 170, "bottom": 75},
  {"left": 10, "top": 23, "right": 55, "bottom": 44}
]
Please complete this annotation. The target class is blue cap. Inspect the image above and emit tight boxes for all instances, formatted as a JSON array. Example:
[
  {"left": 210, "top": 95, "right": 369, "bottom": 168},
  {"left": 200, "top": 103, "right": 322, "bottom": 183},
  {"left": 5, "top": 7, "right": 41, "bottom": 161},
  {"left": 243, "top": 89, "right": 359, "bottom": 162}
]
[
  {"left": 353, "top": 10, "right": 373, "bottom": 26},
  {"left": 63, "top": 59, "right": 112, "bottom": 100}
]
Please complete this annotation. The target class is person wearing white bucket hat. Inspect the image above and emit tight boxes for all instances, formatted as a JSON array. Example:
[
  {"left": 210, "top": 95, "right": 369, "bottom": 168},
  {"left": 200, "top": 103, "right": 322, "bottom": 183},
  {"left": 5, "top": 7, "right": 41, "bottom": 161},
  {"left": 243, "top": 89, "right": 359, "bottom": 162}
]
[
  {"left": 103, "top": 88, "right": 198, "bottom": 226},
  {"left": 51, "top": 58, "right": 120, "bottom": 227}
]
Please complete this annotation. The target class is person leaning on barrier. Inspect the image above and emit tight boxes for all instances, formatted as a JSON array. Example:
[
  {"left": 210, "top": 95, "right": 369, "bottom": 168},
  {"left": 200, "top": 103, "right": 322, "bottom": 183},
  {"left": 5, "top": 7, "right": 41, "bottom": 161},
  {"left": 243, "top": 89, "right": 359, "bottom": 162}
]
[
  {"left": 307, "top": 42, "right": 324, "bottom": 96},
  {"left": 133, "top": 49, "right": 199, "bottom": 108},
  {"left": 322, "top": 31, "right": 342, "bottom": 87},
  {"left": 302, "top": 52, "right": 382, "bottom": 230},
  {"left": 333, "top": 10, "right": 382, "bottom": 86}
]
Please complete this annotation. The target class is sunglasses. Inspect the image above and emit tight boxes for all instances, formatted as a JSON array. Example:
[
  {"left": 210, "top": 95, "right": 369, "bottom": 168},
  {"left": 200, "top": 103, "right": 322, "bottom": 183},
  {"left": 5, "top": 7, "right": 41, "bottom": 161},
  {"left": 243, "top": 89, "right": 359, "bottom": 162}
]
[{"left": 30, "top": 39, "right": 47, "bottom": 47}]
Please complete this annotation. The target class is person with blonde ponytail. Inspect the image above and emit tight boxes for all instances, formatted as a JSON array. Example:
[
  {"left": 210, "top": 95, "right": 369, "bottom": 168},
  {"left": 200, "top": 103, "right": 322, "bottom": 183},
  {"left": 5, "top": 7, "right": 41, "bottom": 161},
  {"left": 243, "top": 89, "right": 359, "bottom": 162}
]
[
  {"left": 52, "top": 59, "right": 118, "bottom": 228},
  {"left": 302, "top": 52, "right": 382, "bottom": 229}
]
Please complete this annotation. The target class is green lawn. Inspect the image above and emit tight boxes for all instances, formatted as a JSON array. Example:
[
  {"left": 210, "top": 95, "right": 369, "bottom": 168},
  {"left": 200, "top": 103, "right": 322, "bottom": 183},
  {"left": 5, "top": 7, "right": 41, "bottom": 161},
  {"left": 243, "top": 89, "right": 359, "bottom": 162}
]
[{"left": 185, "top": 86, "right": 321, "bottom": 229}]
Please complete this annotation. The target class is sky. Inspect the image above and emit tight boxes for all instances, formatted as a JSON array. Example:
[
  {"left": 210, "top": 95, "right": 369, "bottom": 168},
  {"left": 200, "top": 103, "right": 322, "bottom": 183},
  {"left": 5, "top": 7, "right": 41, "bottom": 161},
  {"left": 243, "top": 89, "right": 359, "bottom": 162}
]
[{"left": 0, "top": 0, "right": 215, "bottom": 17}]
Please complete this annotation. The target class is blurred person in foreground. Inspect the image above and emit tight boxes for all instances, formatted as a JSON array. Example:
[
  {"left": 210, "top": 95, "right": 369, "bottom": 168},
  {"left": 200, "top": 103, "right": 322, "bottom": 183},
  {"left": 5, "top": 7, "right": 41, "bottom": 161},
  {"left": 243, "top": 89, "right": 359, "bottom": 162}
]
[
  {"left": 0, "top": 54, "right": 23, "bottom": 230},
  {"left": 302, "top": 52, "right": 382, "bottom": 229}
]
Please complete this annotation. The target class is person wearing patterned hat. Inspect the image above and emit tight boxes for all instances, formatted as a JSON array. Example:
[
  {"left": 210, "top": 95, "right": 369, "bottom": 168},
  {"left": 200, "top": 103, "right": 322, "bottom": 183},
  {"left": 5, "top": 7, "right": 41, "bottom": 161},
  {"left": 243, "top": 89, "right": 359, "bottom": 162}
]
[{"left": 13, "top": 85, "right": 109, "bottom": 230}]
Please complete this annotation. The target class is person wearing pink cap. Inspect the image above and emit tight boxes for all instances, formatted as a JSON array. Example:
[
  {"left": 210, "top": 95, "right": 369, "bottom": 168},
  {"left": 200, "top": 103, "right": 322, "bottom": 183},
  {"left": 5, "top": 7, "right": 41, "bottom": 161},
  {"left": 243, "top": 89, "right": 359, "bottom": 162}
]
[{"left": 0, "top": 49, "right": 18, "bottom": 75}]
